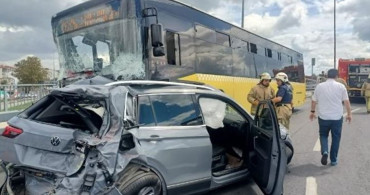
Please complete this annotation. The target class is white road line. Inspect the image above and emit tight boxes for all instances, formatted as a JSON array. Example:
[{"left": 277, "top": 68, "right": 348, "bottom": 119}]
[
  {"left": 313, "top": 138, "right": 320, "bottom": 152},
  {"left": 305, "top": 177, "right": 318, "bottom": 195},
  {"left": 312, "top": 108, "right": 361, "bottom": 152},
  {"left": 343, "top": 108, "right": 361, "bottom": 117}
]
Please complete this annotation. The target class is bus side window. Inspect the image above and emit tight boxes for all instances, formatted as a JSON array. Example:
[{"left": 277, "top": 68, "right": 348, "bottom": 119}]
[
  {"left": 278, "top": 52, "right": 282, "bottom": 61},
  {"left": 216, "top": 32, "right": 230, "bottom": 47},
  {"left": 231, "top": 37, "right": 248, "bottom": 50},
  {"left": 195, "top": 24, "right": 216, "bottom": 43},
  {"left": 250, "top": 43, "right": 257, "bottom": 54},
  {"left": 166, "top": 31, "right": 181, "bottom": 66},
  {"left": 265, "top": 48, "right": 272, "bottom": 58}
]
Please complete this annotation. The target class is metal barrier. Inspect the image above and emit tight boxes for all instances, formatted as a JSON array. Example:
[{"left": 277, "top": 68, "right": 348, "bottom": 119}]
[{"left": 0, "top": 84, "right": 57, "bottom": 112}]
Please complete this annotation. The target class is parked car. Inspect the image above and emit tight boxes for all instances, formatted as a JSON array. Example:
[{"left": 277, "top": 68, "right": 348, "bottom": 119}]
[{"left": 0, "top": 79, "right": 293, "bottom": 195}]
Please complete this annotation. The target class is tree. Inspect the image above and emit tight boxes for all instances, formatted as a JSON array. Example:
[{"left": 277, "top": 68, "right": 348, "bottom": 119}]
[{"left": 14, "top": 56, "right": 49, "bottom": 84}]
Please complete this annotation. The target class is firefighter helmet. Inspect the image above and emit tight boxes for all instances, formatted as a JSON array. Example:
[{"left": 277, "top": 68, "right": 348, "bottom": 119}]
[
  {"left": 275, "top": 72, "right": 289, "bottom": 82},
  {"left": 259, "top": 72, "right": 272, "bottom": 82}
]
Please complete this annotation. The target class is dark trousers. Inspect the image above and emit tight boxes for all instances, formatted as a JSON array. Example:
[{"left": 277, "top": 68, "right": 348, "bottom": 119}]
[{"left": 318, "top": 117, "right": 343, "bottom": 163}]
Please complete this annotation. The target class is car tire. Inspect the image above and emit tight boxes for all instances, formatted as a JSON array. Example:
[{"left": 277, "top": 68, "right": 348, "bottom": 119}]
[
  {"left": 117, "top": 164, "right": 162, "bottom": 195},
  {"left": 285, "top": 141, "right": 294, "bottom": 164}
]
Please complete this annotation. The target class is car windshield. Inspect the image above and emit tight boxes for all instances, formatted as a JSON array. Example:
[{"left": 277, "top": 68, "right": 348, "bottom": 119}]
[{"left": 55, "top": 19, "right": 145, "bottom": 81}]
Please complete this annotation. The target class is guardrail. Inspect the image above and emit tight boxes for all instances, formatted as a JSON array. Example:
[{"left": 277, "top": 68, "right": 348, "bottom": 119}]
[{"left": 0, "top": 84, "right": 57, "bottom": 112}]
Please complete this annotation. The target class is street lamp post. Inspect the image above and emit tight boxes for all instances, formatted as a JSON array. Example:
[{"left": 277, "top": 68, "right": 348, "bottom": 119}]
[
  {"left": 312, "top": 58, "right": 316, "bottom": 76},
  {"left": 334, "top": 0, "right": 336, "bottom": 69},
  {"left": 241, "top": 0, "right": 245, "bottom": 28}
]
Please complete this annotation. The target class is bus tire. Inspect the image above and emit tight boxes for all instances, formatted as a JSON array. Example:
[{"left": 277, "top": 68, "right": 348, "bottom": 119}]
[{"left": 117, "top": 164, "right": 162, "bottom": 195}]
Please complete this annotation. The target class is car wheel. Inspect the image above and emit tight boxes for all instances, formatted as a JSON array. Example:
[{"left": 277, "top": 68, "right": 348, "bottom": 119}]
[
  {"left": 117, "top": 164, "right": 162, "bottom": 195},
  {"left": 285, "top": 141, "right": 294, "bottom": 164}
]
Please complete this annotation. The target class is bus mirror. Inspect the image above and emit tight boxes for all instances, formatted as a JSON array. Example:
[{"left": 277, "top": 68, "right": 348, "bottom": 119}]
[
  {"left": 82, "top": 35, "right": 97, "bottom": 46},
  {"left": 94, "top": 58, "right": 103, "bottom": 72},
  {"left": 151, "top": 24, "right": 163, "bottom": 47},
  {"left": 153, "top": 46, "right": 165, "bottom": 57}
]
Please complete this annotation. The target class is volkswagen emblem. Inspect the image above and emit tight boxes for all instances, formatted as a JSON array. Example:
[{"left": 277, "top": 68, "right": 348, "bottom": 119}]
[{"left": 51, "top": 136, "right": 61, "bottom": 146}]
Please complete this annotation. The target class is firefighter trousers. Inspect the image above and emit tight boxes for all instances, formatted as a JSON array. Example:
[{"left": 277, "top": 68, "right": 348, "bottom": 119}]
[
  {"left": 276, "top": 104, "right": 292, "bottom": 130},
  {"left": 366, "top": 97, "right": 370, "bottom": 113}
]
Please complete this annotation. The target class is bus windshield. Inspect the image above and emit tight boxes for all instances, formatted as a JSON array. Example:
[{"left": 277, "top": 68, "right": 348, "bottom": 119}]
[{"left": 55, "top": 19, "right": 144, "bottom": 81}]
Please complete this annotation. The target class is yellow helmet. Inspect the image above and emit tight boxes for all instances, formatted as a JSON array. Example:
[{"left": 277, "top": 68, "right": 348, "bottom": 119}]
[
  {"left": 275, "top": 72, "right": 289, "bottom": 82},
  {"left": 260, "top": 72, "right": 272, "bottom": 82}
]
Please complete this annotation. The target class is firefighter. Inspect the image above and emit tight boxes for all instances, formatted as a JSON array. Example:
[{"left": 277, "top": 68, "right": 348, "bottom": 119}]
[
  {"left": 336, "top": 77, "right": 348, "bottom": 89},
  {"left": 361, "top": 74, "right": 370, "bottom": 113},
  {"left": 247, "top": 72, "right": 275, "bottom": 115},
  {"left": 271, "top": 72, "right": 293, "bottom": 129}
]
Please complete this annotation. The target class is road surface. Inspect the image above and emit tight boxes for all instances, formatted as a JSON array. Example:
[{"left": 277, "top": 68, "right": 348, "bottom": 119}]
[{"left": 215, "top": 99, "right": 370, "bottom": 195}]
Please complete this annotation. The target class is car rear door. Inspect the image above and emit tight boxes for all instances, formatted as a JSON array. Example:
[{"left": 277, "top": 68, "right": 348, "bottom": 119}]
[
  {"left": 134, "top": 94, "right": 212, "bottom": 195},
  {"left": 248, "top": 100, "right": 287, "bottom": 195}
]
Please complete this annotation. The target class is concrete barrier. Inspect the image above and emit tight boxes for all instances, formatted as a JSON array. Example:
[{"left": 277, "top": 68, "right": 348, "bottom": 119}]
[{"left": 306, "top": 91, "right": 313, "bottom": 98}]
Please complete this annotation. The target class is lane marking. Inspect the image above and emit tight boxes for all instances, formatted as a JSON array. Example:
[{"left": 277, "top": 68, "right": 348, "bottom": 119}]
[
  {"left": 343, "top": 108, "right": 361, "bottom": 117},
  {"left": 305, "top": 177, "right": 318, "bottom": 195},
  {"left": 313, "top": 139, "right": 320, "bottom": 152}
]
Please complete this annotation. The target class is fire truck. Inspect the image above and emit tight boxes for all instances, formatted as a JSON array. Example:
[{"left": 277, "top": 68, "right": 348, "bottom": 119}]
[{"left": 338, "top": 58, "right": 370, "bottom": 98}]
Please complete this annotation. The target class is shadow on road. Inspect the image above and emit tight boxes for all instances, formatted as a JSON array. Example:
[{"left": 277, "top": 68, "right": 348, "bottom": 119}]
[
  {"left": 287, "top": 163, "right": 331, "bottom": 178},
  {"left": 208, "top": 177, "right": 262, "bottom": 195}
]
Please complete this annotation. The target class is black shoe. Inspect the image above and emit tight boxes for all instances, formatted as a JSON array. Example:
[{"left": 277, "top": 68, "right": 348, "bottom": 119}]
[{"left": 321, "top": 153, "right": 328, "bottom": 165}]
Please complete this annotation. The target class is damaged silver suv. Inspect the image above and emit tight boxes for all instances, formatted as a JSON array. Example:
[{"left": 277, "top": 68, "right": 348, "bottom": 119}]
[{"left": 0, "top": 80, "right": 293, "bottom": 195}]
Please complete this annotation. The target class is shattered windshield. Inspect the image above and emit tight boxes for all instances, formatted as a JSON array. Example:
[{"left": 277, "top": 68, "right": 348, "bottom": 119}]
[{"left": 55, "top": 19, "right": 145, "bottom": 81}]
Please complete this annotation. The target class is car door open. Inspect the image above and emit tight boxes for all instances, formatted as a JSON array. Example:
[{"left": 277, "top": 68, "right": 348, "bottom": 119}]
[{"left": 249, "top": 100, "right": 287, "bottom": 195}]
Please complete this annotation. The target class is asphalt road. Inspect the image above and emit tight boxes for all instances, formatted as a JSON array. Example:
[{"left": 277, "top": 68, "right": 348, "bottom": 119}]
[{"left": 214, "top": 99, "right": 370, "bottom": 195}]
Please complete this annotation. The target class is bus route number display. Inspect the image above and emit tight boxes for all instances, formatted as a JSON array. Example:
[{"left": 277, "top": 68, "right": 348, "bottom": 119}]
[{"left": 60, "top": 4, "right": 120, "bottom": 34}]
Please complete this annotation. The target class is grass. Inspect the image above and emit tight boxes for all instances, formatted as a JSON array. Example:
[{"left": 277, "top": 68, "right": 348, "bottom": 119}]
[{"left": 7, "top": 102, "right": 33, "bottom": 111}]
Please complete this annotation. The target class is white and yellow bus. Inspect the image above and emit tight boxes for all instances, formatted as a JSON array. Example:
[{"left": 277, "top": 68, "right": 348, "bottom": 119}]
[{"left": 52, "top": 0, "right": 306, "bottom": 112}]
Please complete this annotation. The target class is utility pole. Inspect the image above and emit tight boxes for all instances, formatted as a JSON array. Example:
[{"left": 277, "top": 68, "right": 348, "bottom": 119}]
[
  {"left": 334, "top": 0, "right": 336, "bottom": 69},
  {"left": 241, "top": 0, "right": 245, "bottom": 28},
  {"left": 312, "top": 58, "right": 315, "bottom": 76}
]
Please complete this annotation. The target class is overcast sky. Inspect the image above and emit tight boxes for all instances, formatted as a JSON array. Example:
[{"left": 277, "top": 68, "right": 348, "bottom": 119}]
[{"left": 0, "top": 0, "right": 369, "bottom": 75}]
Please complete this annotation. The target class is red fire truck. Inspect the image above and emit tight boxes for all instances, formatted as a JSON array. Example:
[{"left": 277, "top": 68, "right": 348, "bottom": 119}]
[{"left": 338, "top": 58, "right": 370, "bottom": 98}]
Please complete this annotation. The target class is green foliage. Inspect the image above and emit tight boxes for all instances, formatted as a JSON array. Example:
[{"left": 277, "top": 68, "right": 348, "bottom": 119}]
[
  {"left": 0, "top": 80, "right": 7, "bottom": 85},
  {"left": 8, "top": 102, "right": 33, "bottom": 111},
  {"left": 14, "top": 56, "right": 49, "bottom": 84}
]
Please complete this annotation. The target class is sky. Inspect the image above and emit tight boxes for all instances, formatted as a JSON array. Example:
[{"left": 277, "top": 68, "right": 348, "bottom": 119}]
[{"left": 0, "top": 0, "right": 369, "bottom": 75}]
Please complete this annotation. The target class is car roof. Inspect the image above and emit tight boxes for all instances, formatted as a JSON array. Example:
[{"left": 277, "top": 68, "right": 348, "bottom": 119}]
[{"left": 106, "top": 80, "right": 226, "bottom": 96}]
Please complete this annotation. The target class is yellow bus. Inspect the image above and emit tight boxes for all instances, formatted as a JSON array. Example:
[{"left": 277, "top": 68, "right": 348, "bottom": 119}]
[{"left": 52, "top": 0, "right": 306, "bottom": 112}]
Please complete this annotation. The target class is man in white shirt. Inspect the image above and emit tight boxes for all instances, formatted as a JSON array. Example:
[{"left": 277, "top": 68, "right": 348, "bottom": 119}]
[{"left": 309, "top": 69, "right": 352, "bottom": 166}]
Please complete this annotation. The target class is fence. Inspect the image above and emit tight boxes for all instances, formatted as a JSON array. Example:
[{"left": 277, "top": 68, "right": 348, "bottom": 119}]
[
  {"left": 306, "top": 78, "right": 317, "bottom": 91},
  {"left": 0, "top": 84, "right": 57, "bottom": 112}
]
